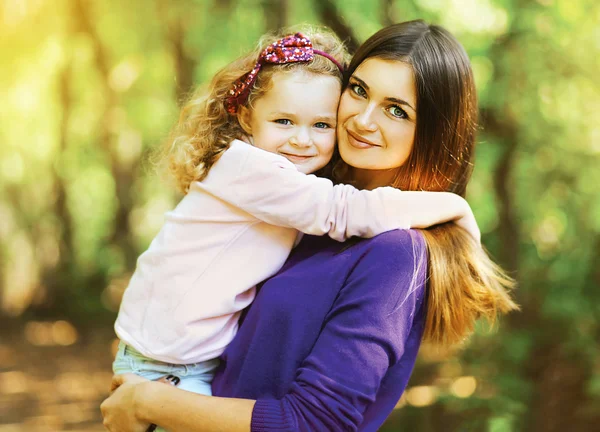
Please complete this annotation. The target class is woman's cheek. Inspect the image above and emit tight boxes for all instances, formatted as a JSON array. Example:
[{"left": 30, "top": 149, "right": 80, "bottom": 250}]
[
  {"left": 388, "top": 125, "right": 416, "bottom": 167},
  {"left": 337, "top": 93, "right": 352, "bottom": 127}
]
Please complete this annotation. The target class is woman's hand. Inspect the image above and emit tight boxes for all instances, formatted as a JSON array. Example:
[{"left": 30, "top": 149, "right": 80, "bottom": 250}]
[
  {"left": 109, "top": 372, "right": 147, "bottom": 393},
  {"left": 101, "top": 374, "right": 150, "bottom": 432}
]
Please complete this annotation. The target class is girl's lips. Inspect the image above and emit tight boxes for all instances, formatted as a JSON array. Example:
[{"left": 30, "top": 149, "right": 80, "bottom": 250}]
[
  {"left": 280, "top": 153, "right": 314, "bottom": 163},
  {"left": 346, "top": 130, "right": 378, "bottom": 149}
]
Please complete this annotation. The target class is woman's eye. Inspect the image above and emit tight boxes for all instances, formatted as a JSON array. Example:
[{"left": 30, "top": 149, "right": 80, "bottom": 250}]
[
  {"left": 314, "top": 122, "right": 332, "bottom": 129},
  {"left": 274, "top": 119, "right": 292, "bottom": 125},
  {"left": 350, "top": 84, "right": 367, "bottom": 98},
  {"left": 388, "top": 105, "right": 408, "bottom": 119}
]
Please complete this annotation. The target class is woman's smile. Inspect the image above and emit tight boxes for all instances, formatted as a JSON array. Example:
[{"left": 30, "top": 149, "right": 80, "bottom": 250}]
[{"left": 345, "top": 129, "right": 380, "bottom": 149}]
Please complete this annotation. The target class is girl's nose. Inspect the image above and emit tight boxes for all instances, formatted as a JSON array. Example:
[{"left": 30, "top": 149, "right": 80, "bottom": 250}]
[{"left": 289, "top": 127, "right": 312, "bottom": 148}]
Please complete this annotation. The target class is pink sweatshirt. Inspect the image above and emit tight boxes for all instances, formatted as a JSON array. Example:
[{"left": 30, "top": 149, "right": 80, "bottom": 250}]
[{"left": 115, "top": 140, "right": 419, "bottom": 364}]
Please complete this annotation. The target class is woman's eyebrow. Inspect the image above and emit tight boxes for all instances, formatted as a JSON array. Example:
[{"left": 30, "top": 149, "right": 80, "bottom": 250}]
[
  {"left": 351, "top": 75, "right": 370, "bottom": 90},
  {"left": 386, "top": 96, "right": 415, "bottom": 112},
  {"left": 351, "top": 74, "right": 416, "bottom": 112}
]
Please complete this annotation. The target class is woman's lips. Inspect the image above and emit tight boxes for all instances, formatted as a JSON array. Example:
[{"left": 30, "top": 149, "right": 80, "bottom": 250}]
[{"left": 346, "top": 130, "right": 378, "bottom": 149}]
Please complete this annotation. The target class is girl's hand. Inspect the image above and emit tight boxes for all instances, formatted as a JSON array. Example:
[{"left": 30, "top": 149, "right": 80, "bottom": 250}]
[
  {"left": 101, "top": 374, "right": 150, "bottom": 432},
  {"left": 454, "top": 205, "right": 481, "bottom": 245}
]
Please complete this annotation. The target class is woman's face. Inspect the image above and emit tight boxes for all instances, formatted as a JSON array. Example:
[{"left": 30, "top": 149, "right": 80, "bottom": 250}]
[{"left": 337, "top": 58, "right": 417, "bottom": 188}]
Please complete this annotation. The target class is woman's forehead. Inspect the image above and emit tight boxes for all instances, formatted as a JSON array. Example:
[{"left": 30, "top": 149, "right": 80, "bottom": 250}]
[{"left": 352, "top": 58, "right": 416, "bottom": 108}]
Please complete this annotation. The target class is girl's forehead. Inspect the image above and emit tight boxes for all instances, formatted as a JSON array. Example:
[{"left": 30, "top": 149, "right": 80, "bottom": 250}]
[
  {"left": 253, "top": 71, "right": 341, "bottom": 116},
  {"left": 263, "top": 71, "right": 341, "bottom": 99},
  {"left": 270, "top": 69, "right": 340, "bottom": 86}
]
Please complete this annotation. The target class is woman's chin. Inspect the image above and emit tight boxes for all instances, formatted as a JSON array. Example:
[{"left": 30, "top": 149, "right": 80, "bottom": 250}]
[
  {"left": 338, "top": 141, "right": 361, "bottom": 168},
  {"left": 339, "top": 143, "right": 377, "bottom": 171}
]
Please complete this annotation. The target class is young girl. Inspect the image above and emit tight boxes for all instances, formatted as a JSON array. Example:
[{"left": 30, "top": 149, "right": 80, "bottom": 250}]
[{"left": 113, "top": 26, "right": 479, "bottom": 398}]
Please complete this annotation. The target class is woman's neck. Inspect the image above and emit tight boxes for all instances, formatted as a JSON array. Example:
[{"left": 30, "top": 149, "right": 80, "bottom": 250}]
[{"left": 348, "top": 167, "right": 397, "bottom": 191}]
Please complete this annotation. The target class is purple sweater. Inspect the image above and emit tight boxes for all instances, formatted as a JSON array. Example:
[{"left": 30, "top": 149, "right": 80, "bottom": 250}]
[{"left": 212, "top": 229, "right": 428, "bottom": 431}]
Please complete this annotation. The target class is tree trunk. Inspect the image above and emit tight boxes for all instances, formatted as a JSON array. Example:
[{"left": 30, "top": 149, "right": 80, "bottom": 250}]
[
  {"left": 484, "top": 12, "right": 596, "bottom": 430},
  {"left": 157, "top": 0, "right": 200, "bottom": 104},
  {"left": 170, "top": 19, "right": 197, "bottom": 103},
  {"left": 380, "top": 0, "right": 396, "bottom": 27},
  {"left": 41, "top": 48, "right": 76, "bottom": 312},
  {"left": 28, "top": 4, "right": 77, "bottom": 315},
  {"left": 72, "top": 0, "right": 138, "bottom": 270},
  {"left": 262, "top": 0, "right": 288, "bottom": 32},
  {"left": 482, "top": 31, "right": 521, "bottom": 276},
  {"left": 313, "top": 0, "right": 359, "bottom": 53}
]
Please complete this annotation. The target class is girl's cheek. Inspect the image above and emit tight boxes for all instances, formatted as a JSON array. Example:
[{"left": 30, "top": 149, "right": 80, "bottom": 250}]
[{"left": 323, "top": 136, "right": 336, "bottom": 156}]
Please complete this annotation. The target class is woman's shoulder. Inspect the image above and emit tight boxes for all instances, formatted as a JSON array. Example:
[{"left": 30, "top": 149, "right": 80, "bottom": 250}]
[
  {"left": 338, "top": 230, "right": 428, "bottom": 316},
  {"left": 359, "top": 229, "right": 427, "bottom": 262},
  {"left": 340, "top": 229, "right": 428, "bottom": 292}
]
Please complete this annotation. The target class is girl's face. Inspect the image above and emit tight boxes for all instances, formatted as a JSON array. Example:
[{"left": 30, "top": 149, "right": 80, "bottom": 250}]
[
  {"left": 337, "top": 58, "right": 418, "bottom": 189},
  {"left": 239, "top": 71, "right": 341, "bottom": 174}
]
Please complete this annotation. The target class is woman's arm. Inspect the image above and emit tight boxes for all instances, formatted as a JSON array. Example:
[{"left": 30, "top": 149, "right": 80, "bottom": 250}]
[
  {"left": 199, "top": 140, "right": 479, "bottom": 242},
  {"left": 101, "top": 377, "right": 254, "bottom": 432},
  {"left": 101, "top": 230, "right": 426, "bottom": 431}
]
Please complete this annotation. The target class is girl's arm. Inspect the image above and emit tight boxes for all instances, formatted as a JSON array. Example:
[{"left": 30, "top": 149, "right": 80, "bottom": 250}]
[
  {"left": 101, "top": 230, "right": 426, "bottom": 431},
  {"left": 199, "top": 140, "right": 479, "bottom": 242}
]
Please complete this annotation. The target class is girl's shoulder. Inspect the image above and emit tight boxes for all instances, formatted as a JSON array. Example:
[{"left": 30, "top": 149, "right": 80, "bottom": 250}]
[
  {"left": 226, "top": 139, "right": 295, "bottom": 167},
  {"left": 200, "top": 139, "right": 298, "bottom": 185}
]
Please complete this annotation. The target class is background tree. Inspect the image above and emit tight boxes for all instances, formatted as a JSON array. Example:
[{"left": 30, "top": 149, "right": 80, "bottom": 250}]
[{"left": 0, "top": 0, "right": 598, "bottom": 430}]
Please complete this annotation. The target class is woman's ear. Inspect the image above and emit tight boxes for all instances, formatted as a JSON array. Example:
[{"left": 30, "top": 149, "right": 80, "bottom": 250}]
[{"left": 237, "top": 106, "right": 253, "bottom": 136}]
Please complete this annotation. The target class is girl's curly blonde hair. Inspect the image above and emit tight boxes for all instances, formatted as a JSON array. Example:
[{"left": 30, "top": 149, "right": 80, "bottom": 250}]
[{"left": 159, "top": 25, "right": 350, "bottom": 194}]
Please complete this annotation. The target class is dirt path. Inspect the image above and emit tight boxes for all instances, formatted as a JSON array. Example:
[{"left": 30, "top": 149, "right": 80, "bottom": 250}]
[
  {"left": 0, "top": 321, "right": 115, "bottom": 432},
  {"left": 0, "top": 320, "right": 406, "bottom": 431}
]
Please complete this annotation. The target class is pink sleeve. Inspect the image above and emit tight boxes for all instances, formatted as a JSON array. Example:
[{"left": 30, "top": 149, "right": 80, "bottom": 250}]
[{"left": 197, "top": 140, "right": 412, "bottom": 241}]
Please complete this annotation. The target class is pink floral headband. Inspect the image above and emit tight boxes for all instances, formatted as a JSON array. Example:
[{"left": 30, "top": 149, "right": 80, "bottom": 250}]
[{"left": 225, "top": 33, "right": 344, "bottom": 114}]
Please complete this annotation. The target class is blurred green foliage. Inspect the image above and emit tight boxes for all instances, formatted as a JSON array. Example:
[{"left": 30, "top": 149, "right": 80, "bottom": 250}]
[{"left": 1, "top": 0, "right": 599, "bottom": 431}]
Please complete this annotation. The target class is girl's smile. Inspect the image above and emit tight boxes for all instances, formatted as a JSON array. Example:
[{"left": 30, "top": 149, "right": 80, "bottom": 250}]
[{"left": 239, "top": 70, "right": 341, "bottom": 174}]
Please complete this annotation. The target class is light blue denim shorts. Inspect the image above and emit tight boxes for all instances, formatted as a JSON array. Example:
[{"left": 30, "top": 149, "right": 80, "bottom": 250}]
[{"left": 112, "top": 341, "right": 219, "bottom": 396}]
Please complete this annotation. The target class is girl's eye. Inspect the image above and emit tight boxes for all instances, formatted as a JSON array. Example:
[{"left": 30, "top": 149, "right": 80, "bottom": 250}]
[
  {"left": 350, "top": 83, "right": 367, "bottom": 98},
  {"left": 314, "top": 122, "right": 332, "bottom": 129},
  {"left": 275, "top": 119, "right": 292, "bottom": 125},
  {"left": 388, "top": 105, "right": 408, "bottom": 119}
]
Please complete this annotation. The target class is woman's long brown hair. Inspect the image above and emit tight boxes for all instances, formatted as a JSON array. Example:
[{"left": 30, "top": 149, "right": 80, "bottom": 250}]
[{"left": 338, "top": 20, "right": 518, "bottom": 347}]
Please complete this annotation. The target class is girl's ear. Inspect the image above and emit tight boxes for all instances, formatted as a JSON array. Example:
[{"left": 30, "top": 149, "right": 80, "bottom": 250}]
[{"left": 237, "top": 106, "right": 253, "bottom": 135}]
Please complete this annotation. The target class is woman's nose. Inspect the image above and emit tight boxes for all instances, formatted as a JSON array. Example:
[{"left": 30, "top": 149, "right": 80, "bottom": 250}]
[{"left": 353, "top": 103, "right": 378, "bottom": 132}]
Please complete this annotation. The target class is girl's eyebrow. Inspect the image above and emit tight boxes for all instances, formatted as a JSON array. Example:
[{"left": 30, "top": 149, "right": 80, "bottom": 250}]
[
  {"left": 350, "top": 75, "right": 416, "bottom": 112},
  {"left": 314, "top": 115, "right": 337, "bottom": 123},
  {"left": 270, "top": 112, "right": 337, "bottom": 122},
  {"left": 269, "top": 111, "right": 297, "bottom": 117}
]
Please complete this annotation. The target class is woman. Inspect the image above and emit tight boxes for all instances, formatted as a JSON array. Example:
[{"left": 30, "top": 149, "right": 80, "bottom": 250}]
[{"left": 101, "top": 20, "right": 517, "bottom": 432}]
